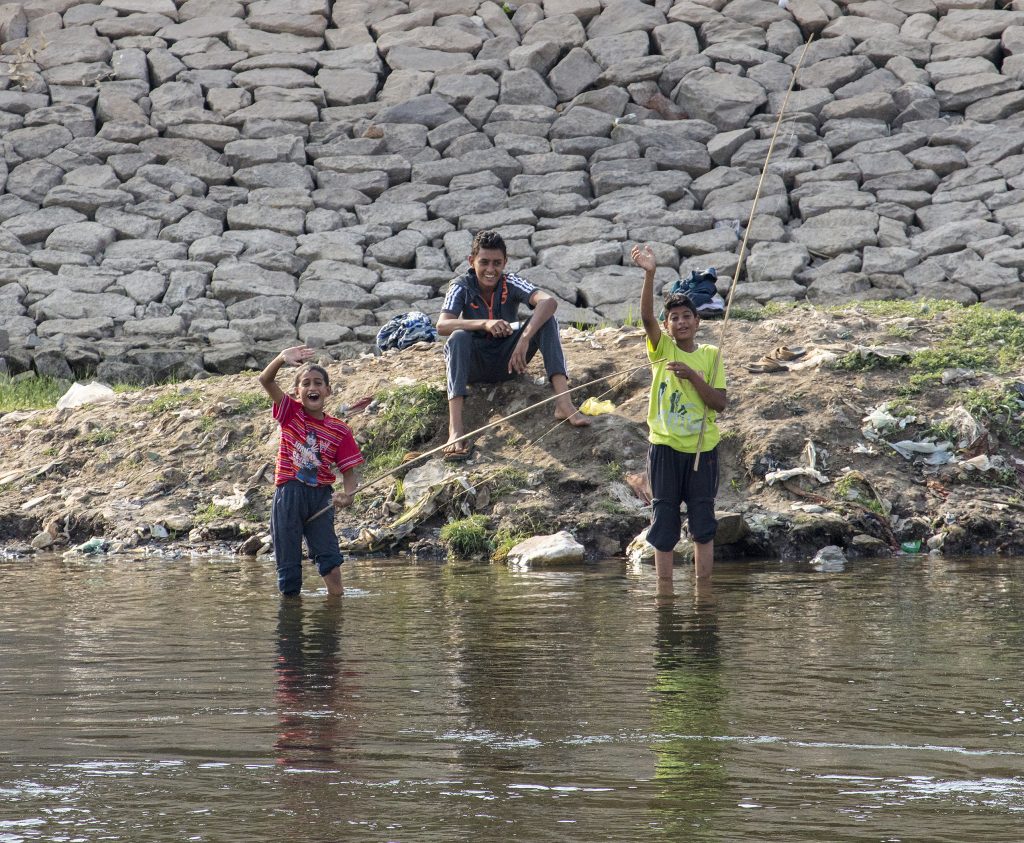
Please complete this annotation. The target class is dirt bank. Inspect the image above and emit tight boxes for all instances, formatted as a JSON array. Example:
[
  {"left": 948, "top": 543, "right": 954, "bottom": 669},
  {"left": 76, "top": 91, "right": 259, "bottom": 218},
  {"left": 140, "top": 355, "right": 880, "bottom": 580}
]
[{"left": 2, "top": 301, "right": 1023, "bottom": 563}]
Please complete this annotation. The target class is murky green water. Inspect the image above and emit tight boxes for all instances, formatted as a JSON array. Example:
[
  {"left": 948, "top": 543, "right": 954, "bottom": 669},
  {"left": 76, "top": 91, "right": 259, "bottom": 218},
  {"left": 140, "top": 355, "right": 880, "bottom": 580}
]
[{"left": 1, "top": 553, "right": 1022, "bottom": 842}]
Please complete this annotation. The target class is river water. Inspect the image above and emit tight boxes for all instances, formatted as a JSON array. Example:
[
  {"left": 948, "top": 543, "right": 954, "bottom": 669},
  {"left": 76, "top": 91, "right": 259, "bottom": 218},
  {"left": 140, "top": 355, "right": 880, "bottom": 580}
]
[{"left": 1, "top": 553, "right": 1022, "bottom": 842}]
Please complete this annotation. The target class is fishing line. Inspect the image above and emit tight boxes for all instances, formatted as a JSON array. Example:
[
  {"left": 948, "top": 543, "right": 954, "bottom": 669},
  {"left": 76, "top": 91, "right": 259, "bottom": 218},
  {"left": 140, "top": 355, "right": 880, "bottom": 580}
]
[
  {"left": 305, "top": 360, "right": 656, "bottom": 525},
  {"left": 692, "top": 31, "right": 816, "bottom": 468},
  {"left": 445, "top": 361, "right": 649, "bottom": 511}
]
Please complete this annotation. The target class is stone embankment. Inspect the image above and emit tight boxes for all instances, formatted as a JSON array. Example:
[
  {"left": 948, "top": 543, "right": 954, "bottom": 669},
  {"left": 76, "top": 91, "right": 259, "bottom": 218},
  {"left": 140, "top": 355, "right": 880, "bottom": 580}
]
[{"left": 2, "top": 0, "right": 1024, "bottom": 382}]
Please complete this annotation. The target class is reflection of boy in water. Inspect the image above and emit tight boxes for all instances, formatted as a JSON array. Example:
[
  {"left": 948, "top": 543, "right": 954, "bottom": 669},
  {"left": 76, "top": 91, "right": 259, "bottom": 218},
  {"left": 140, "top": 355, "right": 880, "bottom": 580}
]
[
  {"left": 651, "top": 599, "right": 727, "bottom": 839},
  {"left": 274, "top": 601, "right": 353, "bottom": 769}
]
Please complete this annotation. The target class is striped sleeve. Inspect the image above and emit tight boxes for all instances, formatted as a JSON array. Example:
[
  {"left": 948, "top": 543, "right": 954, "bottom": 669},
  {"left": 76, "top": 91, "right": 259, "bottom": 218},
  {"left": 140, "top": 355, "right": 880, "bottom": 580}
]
[
  {"left": 504, "top": 271, "right": 537, "bottom": 305},
  {"left": 441, "top": 281, "right": 467, "bottom": 315}
]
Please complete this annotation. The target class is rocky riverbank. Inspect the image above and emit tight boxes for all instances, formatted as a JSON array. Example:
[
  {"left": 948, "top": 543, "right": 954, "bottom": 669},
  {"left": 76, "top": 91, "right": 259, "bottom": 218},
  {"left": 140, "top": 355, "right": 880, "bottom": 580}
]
[
  {"left": 6, "top": 1, "right": 1024, "bottom": 381},
  {"left": 2, "top": 302, "right": 1023, "bottom": 564}
]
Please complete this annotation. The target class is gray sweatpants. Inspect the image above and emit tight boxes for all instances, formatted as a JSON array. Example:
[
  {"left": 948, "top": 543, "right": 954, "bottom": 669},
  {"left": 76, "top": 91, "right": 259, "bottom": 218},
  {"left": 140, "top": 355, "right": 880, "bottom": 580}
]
[{"left": 444, "top": 316, "right": 568, "bottom": 400}]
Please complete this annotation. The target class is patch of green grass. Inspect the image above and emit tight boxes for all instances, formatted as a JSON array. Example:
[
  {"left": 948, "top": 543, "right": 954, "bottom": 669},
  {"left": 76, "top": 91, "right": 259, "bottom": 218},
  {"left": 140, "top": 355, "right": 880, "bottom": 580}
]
[
  {"left": 832, "top": 471, "right": 885, "bottom": 515},
  {"left": 832, "top": 351, "right": 908, "bottom": 372},
  {"left": 911, "top": 306, "right": 1024, "bottom": 375},
  {"left": 84, "top": 428, "right": 116, "bottom": 446},
  {"left": 440, "top": 514, "right": 492, "bottom": 559},
  {"left": 226, "top": 391, "right": 268, "bottom": 415},
  {"left": 602, "top": 461, "right": 622, "bottom": 482},
  {"left": 960, "top": 384, "right": 1024, "bottom": 448},
  {"left": 146, "top": 391, "right": 198, "bottom": 414},
  {"left": 361, "top": 383, "right": 447, "bottom": 476},
  {"left": 730, "top": 301, "right": 803, "bottom": 321},
  {"left": 194, "top": 503, "right": 235, "bottom": 523},
  {"left": 827, "top": 299, "right": 960, "bottom": 319},
  {"left": 489, "top": 465, "right": 530, "bottom": 497},
  {"left": 886, "top": 325, "right": 915, "bottom": 340},
  {"left": 491, "top": 526, "right": 529, "bottom": 563},
  {"left": 0, "top": 374, "right": 68, "bottom": 412}
]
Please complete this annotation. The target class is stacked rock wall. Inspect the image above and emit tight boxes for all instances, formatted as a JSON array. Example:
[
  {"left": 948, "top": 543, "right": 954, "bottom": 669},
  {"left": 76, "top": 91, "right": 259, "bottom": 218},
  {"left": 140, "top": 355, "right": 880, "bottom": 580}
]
[{"left": 2, "top": 0, "right": 1024, "bottom": 382}]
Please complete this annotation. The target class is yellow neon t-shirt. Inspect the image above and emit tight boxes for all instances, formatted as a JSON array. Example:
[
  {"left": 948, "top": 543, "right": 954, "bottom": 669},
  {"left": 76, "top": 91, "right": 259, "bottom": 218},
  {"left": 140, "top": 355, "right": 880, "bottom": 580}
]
[{"left": 646, "top": 334, "right": 726, "bottom": 454}]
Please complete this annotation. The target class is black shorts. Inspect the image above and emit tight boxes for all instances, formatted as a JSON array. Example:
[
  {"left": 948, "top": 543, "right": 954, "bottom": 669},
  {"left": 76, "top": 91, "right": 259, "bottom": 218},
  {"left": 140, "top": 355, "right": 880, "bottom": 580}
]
[{"left": 647, "top": 444, "right": 719, "bottom": 550}]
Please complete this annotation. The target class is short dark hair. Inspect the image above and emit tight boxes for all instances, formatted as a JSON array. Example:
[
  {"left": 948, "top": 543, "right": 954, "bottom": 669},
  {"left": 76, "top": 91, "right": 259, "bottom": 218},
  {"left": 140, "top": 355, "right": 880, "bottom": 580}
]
[
  {"left": 471, "top": 229, "right": 507, "bottom": 258},
  {"left": 292, "top": 363, "right": 330, "bottom": 391},
  {"left": 664, "top": 293, "right": 698, "bottom": 318}
]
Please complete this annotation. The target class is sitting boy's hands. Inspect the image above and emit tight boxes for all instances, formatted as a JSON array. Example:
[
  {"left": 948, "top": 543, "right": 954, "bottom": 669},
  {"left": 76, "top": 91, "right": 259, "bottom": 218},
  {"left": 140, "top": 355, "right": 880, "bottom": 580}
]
[{"left": 280, "top": 345, "right": 315, "bottom": 367}]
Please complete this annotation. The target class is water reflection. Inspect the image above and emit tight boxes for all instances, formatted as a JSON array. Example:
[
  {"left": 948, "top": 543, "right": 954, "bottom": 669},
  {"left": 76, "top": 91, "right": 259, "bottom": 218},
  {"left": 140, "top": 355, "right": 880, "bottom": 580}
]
[
  {"left": 274, "top": 599, "right": 354, "bottom": 769},
  {"left": 651, "top": 586, "right": 727, "bottom": 838}
]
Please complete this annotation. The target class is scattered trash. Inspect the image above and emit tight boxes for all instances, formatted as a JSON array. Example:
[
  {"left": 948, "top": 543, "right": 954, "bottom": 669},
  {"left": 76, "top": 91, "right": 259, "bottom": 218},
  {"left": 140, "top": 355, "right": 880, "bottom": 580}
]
[
  {"left": 579, "top": 397, "right": 616, "bottom": 416},
  {"left": 900, "top": 539, "right": 923, "bottom": 553},
  {"left": 888, "top": 440, "right": 954, "bottom": 465},
  {"left": 861, "top": 403, "right": 909, "bottom": 440},
  {"left": 56, "top": 381, "right": 116, "bottom": 411},
  {"left": 850, "top": 344, "right": 912, "bottom": 363},
  {"left": 607, "top": 482, "right": 650, "bottom": 514},
  {"left": 959, "top": 454, "right": 1007, "bottom": 474},
  {"left": 941, "top": 368, "right": 975, "bottom": 385},
  {"left": 765, "top": 440, "right": 829, "bottom": 486},
  {"left": 403, "top": 459, "right": 451, "bottom": 505},
  {"left": 811, "top": 545, "right": 846, "bottom": 572},
  {"left": 937, "top": 406, "right": 986, "bottom": 450},
  {"left": 212, "top": 489, "right": 249, "bottom": 511},
  {"left": 71, "top": 537, "right": 109, "bottom": 555}
]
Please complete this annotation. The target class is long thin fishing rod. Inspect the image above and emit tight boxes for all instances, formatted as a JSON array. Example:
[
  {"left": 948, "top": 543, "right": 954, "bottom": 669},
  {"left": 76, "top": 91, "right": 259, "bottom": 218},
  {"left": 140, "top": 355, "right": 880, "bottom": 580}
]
[
  {"left": 447, "top": 361, "right": 646, "bottom": 509},
  {"left": 305, "top": 360, "right": 654, "bottom": 525},
  {"left": 692, "top": 31, "right": 816, "bottom": 469}
]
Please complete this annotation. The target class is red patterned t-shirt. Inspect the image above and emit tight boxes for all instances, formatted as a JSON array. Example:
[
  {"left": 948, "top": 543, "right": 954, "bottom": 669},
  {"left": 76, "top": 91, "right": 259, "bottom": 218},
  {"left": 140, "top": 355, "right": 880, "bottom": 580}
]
[{"left": 272, "top": 396, "right": 364, "bottom": 487}]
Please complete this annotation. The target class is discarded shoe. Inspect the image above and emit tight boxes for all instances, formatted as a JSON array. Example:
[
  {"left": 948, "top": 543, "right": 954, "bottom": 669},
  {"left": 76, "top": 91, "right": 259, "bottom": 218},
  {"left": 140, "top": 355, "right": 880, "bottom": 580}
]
[
  {"left": 745, "top": 356, "right": 788, "bottom": 373},
  {"left": 767, "top": 345, "right": 806, "bottom": 362}
]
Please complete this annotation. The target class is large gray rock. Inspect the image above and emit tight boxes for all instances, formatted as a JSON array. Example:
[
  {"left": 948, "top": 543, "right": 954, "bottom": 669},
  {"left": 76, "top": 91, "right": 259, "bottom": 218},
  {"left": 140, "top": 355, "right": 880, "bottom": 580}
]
[{"left": 673, "top": 68, "right": 767, "bottom": 131}]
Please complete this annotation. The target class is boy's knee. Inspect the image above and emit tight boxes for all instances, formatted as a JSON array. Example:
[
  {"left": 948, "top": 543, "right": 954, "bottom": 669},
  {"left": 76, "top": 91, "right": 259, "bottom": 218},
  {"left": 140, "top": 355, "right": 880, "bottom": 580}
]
[
  {"left": 445, "top": 330, "right": 473, "bottom": 353},
  {"left": 687, "top": 504, "right": 717, "bottom": 545}
]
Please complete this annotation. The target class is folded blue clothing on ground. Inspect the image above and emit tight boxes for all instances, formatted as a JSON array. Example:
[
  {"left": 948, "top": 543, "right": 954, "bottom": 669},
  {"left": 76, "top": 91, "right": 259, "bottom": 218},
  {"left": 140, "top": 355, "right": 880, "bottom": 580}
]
[{"left": 376, "top": 311, "right": 439, "bottom": 351}]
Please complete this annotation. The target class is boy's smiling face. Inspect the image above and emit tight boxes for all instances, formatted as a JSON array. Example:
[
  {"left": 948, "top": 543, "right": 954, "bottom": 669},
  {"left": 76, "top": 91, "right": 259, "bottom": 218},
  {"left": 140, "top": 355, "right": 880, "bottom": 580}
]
[
  {"left": 663, "top": 305, "right": 699, "bottom": 349},
  {"left": 469, "top": 246, "right": 507, "bottom": 292},
  {"left": 295, "top": 367, "right": 331, "bottom": 417}
]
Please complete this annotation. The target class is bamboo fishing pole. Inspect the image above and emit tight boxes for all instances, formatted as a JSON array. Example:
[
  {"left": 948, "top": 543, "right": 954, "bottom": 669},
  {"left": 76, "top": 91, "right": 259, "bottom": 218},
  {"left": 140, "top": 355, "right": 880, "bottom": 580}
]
[
  {"left": 692, "top": 31, "right": 816, "bottom": 469},
  {"left": 304, "top": 360, "right": 654, "bottom": 525}
]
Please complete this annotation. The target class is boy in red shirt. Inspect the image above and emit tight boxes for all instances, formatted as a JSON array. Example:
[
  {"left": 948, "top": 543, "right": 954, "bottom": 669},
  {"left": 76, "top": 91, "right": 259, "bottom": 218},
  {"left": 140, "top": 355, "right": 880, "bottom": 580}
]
[{"left": 259, "top": 346, "right": 363, "bottom": 596}]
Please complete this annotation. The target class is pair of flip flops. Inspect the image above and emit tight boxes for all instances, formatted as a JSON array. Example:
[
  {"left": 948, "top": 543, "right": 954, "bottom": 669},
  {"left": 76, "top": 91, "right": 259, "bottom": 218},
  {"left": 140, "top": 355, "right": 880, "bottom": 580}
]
[
  {"left": 745, "top": 345, "right": 806, "bottom": 373},
  {"left": 443, "top": 442, "right": 476, "bottom": 462}
]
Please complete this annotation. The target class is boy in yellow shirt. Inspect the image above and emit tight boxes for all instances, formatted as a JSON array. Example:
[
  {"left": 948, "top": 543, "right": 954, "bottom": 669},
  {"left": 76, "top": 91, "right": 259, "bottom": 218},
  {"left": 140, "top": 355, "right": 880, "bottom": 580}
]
[{"left": 631, "top": 245, "right": 728, "bottom": 586}]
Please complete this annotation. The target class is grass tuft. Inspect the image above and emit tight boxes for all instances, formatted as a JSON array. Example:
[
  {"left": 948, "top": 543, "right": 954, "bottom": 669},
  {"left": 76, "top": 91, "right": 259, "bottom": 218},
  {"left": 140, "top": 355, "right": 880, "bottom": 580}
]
[
  {"left": 361, "top": 383, "right": 447, "bottom": 476},
  {"left": 440, "top": 514, "right": 492, "bottom": 559},
  {"left": 0, "top": 374, "right": 68, "bottom": 412}
]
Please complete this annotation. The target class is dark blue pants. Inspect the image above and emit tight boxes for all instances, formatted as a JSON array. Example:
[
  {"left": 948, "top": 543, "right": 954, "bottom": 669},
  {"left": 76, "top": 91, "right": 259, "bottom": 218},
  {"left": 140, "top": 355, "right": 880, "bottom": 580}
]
[
  {"left": 444, "top": 316, "right": 568, "bottom": 399},
  {"left": 647, "top": 444, "right": 719, "bottom": 550},
  {"left": 270, "top": 480, "right": 343, "bottom": 596}
]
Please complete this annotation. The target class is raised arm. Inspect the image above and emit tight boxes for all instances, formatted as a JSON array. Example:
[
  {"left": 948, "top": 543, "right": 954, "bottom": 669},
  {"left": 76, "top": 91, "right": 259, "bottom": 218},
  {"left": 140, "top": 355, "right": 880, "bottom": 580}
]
[
  {"left": 630, "top": 243, "right": 661, "bottom": 348},
  {"left": 258, "top": 345, "right": 314, "bottom": 405}
]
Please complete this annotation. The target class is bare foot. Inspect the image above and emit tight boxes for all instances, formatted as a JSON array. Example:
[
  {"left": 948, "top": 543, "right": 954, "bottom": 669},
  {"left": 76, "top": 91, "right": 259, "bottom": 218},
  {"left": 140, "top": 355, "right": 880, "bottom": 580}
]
[
  {"left": 555, "top": 407, "right": 591, "bottom": 427},
  {"left": 443, "top": 438, "right": 475, "bottom": 461}
]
